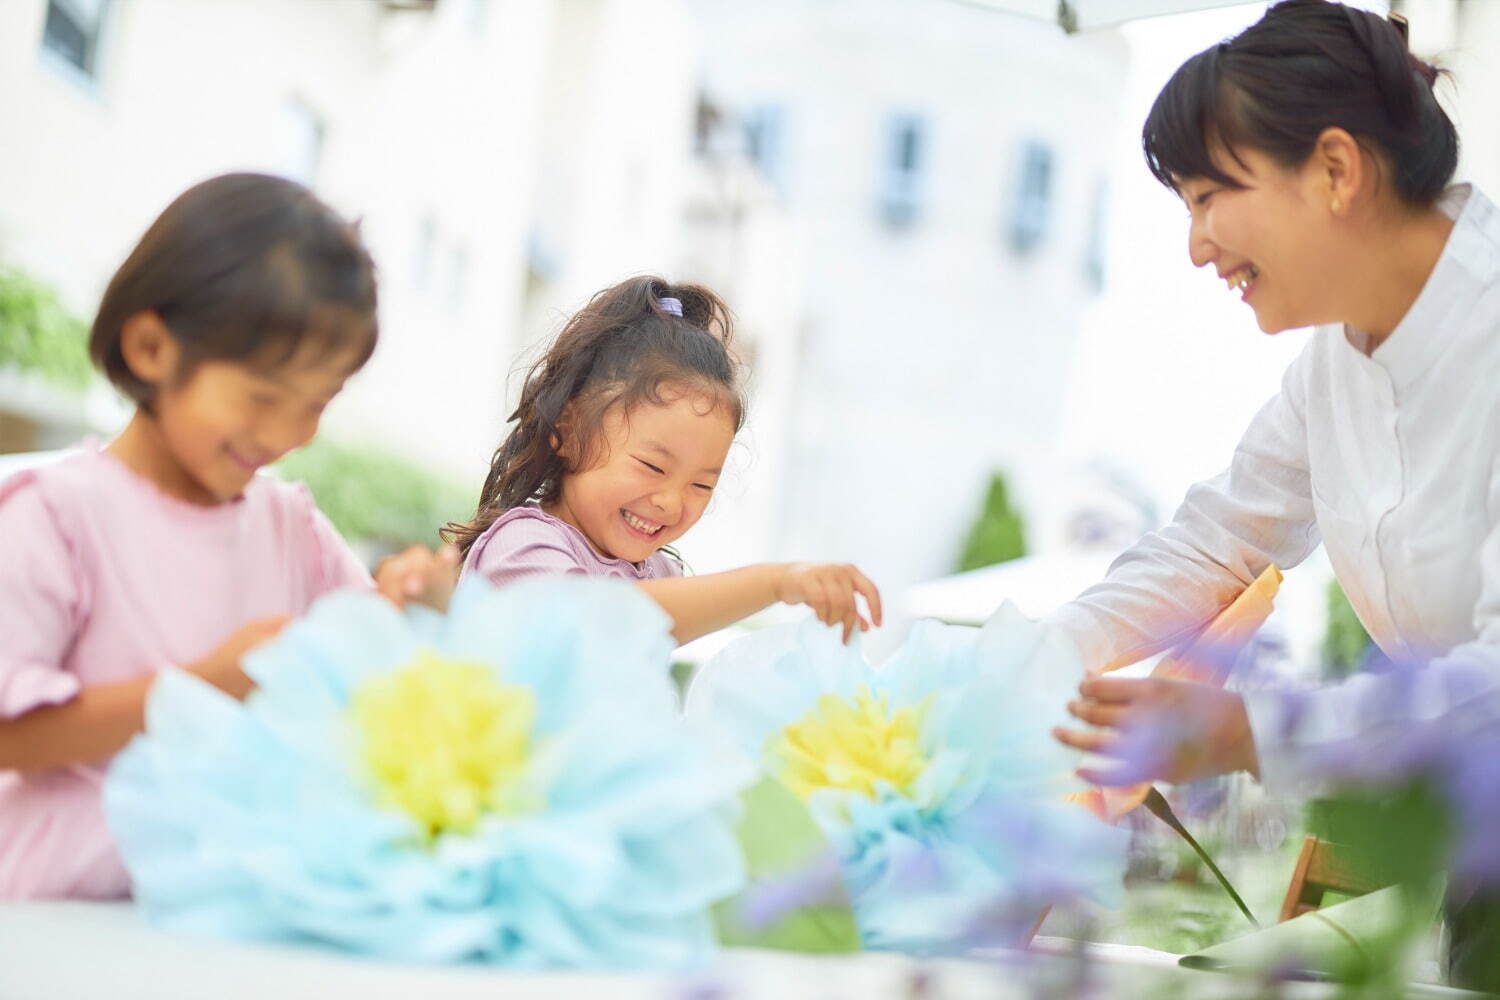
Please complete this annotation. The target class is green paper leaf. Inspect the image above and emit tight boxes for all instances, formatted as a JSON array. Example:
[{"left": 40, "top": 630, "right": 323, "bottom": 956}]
[{"left": 713, "top": 777, "right": 862, "bottom": 953}]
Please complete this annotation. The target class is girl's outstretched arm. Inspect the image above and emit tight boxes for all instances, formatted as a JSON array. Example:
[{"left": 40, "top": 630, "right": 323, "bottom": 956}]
[
  {"left": 640, "top": 562, "right": 882, "bottom": 645},
  {"left": 0, "top": 617, "right": 285, "bottom": 772}
]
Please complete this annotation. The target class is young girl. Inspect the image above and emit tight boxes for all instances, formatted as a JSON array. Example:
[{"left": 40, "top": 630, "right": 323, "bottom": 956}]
[
  {"left": 447, "top": 276, "right": 882, "bottom": 645},
  {"left": 0, "top": 173, "right": 450, "bottom": 900}
]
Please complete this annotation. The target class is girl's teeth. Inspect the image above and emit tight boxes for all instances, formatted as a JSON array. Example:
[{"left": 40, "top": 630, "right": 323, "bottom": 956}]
[{"left": 623, "top": 511, "right": 661, "bottom": 534}]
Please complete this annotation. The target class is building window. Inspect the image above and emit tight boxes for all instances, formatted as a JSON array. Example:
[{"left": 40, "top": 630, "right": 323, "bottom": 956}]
[
  {"left": 743, "top": 104, "right": 787, "bottom": 194},
  {"left": 446, "top": 244, "right": 469, "bottom": 316},
  {"left": 41, "top": 0, "right": 109, "bottom": 80},
  {"left": 1085, "top": 178, "right": 1108, "bottom": 292},
  {"left": 1008, "top": 140, "right": 1054, "bottom": 253},
  {"left": 413, "top": 216, "right": 439, "bottom": 290},
  {"left": 461, "top": 0, "right": 488, "bottom": 34},
  {"left": 879, "top": 113, "right": 927, "bottom": 229},
  {"left": 274, "top": 99, "right": 325, "bottom": 186}
]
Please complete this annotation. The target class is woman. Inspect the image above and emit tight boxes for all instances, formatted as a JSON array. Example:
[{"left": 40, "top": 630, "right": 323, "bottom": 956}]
[{"left": 1047, "top": 0, "right": 1500, "bottom": 987}]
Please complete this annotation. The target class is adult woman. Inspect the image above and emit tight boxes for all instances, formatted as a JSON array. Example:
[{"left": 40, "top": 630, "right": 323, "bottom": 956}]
[{"left": 1047, "top": 0, "right": 1500, "bottom": 987}]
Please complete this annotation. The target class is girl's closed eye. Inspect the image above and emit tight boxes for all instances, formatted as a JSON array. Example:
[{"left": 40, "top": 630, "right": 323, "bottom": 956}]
[
  {"left": 636, "top": 458, "right": 665, "bottom": 475},
  {"left": 693, "top": 482, "right": 715, "bottom": 493}
]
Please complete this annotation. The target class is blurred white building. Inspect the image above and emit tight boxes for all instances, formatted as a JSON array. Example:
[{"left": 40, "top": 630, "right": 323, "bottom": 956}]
[
  {"left": 687, "top": 0, "right": 1130, "bottom": 592},
  {"left": 0, "top": 0, "right": 718, "bottom": 487}
]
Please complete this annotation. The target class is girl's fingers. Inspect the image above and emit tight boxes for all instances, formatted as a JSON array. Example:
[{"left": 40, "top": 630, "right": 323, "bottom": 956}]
[
  {"left": 851, "top": 569, "right": 883, "bottom": 627},
  {"left": 841, "top": 612, "right": 870, "bottom": 644},
  {"left": 804, "top": 580, "right": 832, "bottom": 623}
]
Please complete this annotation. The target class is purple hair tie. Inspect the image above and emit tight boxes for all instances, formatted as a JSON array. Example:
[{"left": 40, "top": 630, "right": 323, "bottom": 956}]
[{"left": 656, "top": 296, "right": 683, "bottom": 317}]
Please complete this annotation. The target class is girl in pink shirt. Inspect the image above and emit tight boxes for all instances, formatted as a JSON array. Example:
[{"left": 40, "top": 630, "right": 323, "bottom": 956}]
[
  {"left": 0, "top": 173, "right": 450, "bottom": 900},
  {"left": 447, "top": 276, "right": 882, "bottom": 646}
]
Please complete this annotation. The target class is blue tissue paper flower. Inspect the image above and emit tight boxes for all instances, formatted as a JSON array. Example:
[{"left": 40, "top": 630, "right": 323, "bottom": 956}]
[
  {"left": 104, "top": 577, "right": 748, "bottom": 968},
  {"left": 685, "top": 603, "right": 1129, "bottom": 954}
]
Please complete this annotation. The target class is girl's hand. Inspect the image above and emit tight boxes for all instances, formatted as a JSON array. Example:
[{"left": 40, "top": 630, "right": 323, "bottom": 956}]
[
  {"left": 776, "top": 563, "right": 883, "bottom": 643},
  {"left": 1052, "top": 674, "right": 1261, "bottom": 785},
  {"left": 375, "top": 544, "right": 461, "bottom": 612},
  {"left": 187, "top": 616, "right": 290, "bottom": 699}
]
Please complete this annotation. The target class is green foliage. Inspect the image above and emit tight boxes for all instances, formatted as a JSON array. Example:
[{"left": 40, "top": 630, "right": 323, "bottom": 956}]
[
  {"left": 1323, "top": 579, "right": 1373, "bottom": 679},
  {"left": 712, "top": 777, "right": 861, "bottom": 953},
  {"left": 275, "top": 438, "right": 472, "bottom": 554},
  {"left": 956, "top": 470, "right": 1027, "bottom": 573},
  {"left": 0, "top": 269, "right": 94, "bottom": 390}
]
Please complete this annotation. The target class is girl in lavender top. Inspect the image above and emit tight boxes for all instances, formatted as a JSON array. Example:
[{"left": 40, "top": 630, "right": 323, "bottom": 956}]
[
  {"left": 448, "top": 275, "right": 882, "bottom": 645},
  {"left": 0, "top": 174, "right": 452, "bottom": 900}
]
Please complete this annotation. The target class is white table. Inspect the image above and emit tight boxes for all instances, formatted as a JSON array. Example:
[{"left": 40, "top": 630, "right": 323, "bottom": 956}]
[{"left": 0, "top": 903, "right": 1480, "bottom": 999}]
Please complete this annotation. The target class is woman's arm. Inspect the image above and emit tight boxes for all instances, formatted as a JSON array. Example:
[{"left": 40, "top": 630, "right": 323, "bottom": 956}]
[
  {"left": 641, "top": 562, "right": 882, "bottom": 645},
  {"left": 1048, "top": 358, "right": 1321, "bottom": 672},
  {"left": 1062, "top": 454, "right": 1500, "bottom": 795}
]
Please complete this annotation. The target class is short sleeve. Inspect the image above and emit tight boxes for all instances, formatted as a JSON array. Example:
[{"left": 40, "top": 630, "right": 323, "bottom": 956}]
[
  {"left": 467, "top": 514, "right": 590, "bottom": 589},
  {"left": 0, "top": 474, "right": 86, "bottom": 718},
  {"left": 292, "top": 485, "right": 374, "bottom": 599},
  {"left": 650, "top": 550, "right": 685, "bottom": 579}
]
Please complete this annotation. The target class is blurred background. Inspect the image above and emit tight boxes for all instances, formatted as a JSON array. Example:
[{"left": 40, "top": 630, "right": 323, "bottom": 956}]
[
  {"left": 4, "top": 0, "right": 1498, "bottom": 646},
  {"left": 3, "top": 0, "right": 1498, "bottom": 958}
]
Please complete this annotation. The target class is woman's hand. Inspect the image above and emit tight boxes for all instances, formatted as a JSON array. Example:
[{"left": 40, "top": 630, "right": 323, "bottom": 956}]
[
  {"left": 187, "top": 616, "right": 290, "bottom": 699},
  {"left": 1053, "top": 674, "right": 1261, "bottom": 785},
  {"left": 375, "top": 544, "right": 461, "bottom": 612},
  {"left": 776, "top": 562, "right": 883, "bottom": 643}
]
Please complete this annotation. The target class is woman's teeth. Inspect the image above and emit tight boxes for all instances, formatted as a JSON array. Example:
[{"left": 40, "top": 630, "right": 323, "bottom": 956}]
[
  {"left": 623, "top": 510, "right": 662, "bottom": 535},
  {"left": 1226, "top": 264, "right": 1260, "bottom": 292}
]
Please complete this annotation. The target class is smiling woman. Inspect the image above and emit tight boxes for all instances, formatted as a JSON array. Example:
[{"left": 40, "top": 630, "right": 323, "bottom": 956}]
[
  {"left": 1141, "top": 0, "right": 1457, "bottom": 338},
  {"left": 1037, "top": 0, "right": 1500, "bottom": 990}
]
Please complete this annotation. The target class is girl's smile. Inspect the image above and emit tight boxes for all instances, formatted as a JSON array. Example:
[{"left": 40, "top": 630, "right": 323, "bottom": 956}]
[
  {"left": 548, "top": 388, "right": 735, "bottom": 564},
  {"left": 621, "top": 509, "right": 666, "bottom": 539}
]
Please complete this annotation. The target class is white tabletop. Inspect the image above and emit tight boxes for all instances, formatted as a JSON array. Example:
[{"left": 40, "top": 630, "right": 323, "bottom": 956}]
[{"left": 0, "top": 903, "right": 1480, "bottom": 1000}]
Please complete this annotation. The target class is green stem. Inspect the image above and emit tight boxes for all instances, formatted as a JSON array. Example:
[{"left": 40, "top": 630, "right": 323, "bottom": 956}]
[{"left": 1144, "top": 786, "right": 1260, "bottom": 929}]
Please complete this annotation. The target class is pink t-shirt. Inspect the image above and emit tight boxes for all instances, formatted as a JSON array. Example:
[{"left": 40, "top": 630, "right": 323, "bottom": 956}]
[
  {"left": 0, "top": 446, "right": 371, "bottom": 900},
  {"left": 462, "top": 504, "right": 682, "bottom": 588}
]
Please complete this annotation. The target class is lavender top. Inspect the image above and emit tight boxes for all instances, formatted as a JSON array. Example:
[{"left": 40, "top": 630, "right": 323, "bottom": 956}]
[
  {"left": 0, "top": 446, "right": 371, "bottom": 900},
  {"left": 462, "top": 504, "right": 683, "bottom": 588}
]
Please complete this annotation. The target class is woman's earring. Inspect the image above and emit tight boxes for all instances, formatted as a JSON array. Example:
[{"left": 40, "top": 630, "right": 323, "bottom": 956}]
[{"left": 1331, "top": 197, "right": 1343, "bottom": 214}]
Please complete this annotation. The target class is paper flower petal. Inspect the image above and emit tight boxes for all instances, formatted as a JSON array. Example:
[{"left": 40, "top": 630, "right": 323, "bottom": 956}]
[
  {"left": 685, "top": 602, "right": 1129, "bottom": 954},
  {"left": 105, "top": 577, "right": 747, "bottom": 968}
]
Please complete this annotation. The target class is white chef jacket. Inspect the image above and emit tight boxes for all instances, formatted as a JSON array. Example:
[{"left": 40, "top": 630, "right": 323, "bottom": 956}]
[{"left": 1047, "top": 184, "right": 1500, "bottom": 793}]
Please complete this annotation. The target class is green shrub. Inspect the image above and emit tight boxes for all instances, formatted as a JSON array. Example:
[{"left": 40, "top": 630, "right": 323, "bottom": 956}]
[
  {"left": 275, "top": 439, "right": 473, "bottom": 555},
  {"left": 956, "top": 471, "right": 1027, "bottom": 573},
  {"left": 1322, "top": 579, "right": 1373, "bottom": 679},
  {"left": 0, "top": 269, "right": 94, "bottom": 390}
]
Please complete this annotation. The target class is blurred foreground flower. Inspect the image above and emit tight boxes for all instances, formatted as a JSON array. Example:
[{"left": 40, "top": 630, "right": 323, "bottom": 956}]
[
  {"left": 104, "top": 578, "right": 748, "bottom": 968},
  {"left": 1292, "top": 656, "right": 1500, "bottom": 892},
  {"left": 686, "top": 604, "right": 1128, "bottom": 953}
]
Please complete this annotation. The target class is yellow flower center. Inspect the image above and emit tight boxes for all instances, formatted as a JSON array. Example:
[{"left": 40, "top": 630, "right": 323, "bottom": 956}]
[
  {"left": 768, "top": 686, "right": 930, "bottom": 802},
  {"left": 350, "top": 650, "right": 538, "bottom": 839}
]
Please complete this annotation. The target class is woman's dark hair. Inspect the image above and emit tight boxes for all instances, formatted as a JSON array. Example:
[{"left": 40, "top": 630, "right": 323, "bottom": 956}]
[
  {"left": 445, "top": 275, "right": 745, "bottom": 557},
  {"left": 1143, "top": 0, "right": 1458, "bottom": 204},
  {"left": 91, "top": 172, "right": 378, "bottom": 404}
]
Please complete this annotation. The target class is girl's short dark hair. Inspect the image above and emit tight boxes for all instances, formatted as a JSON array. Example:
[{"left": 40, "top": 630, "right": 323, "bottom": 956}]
[
  {"left": 1143, "top": 0, "right": 1458, "bottom": 204},
  {"left": 90, "top": 172, "right": 378, "bottom": 404},
  {"left": 445, "top": 275, "right": 745, "bottom": 557}
]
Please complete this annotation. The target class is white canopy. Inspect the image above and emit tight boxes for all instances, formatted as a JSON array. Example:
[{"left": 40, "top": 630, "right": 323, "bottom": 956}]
[{"left": 965, "top": 0, "right": 1261, "bottom": 33}]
